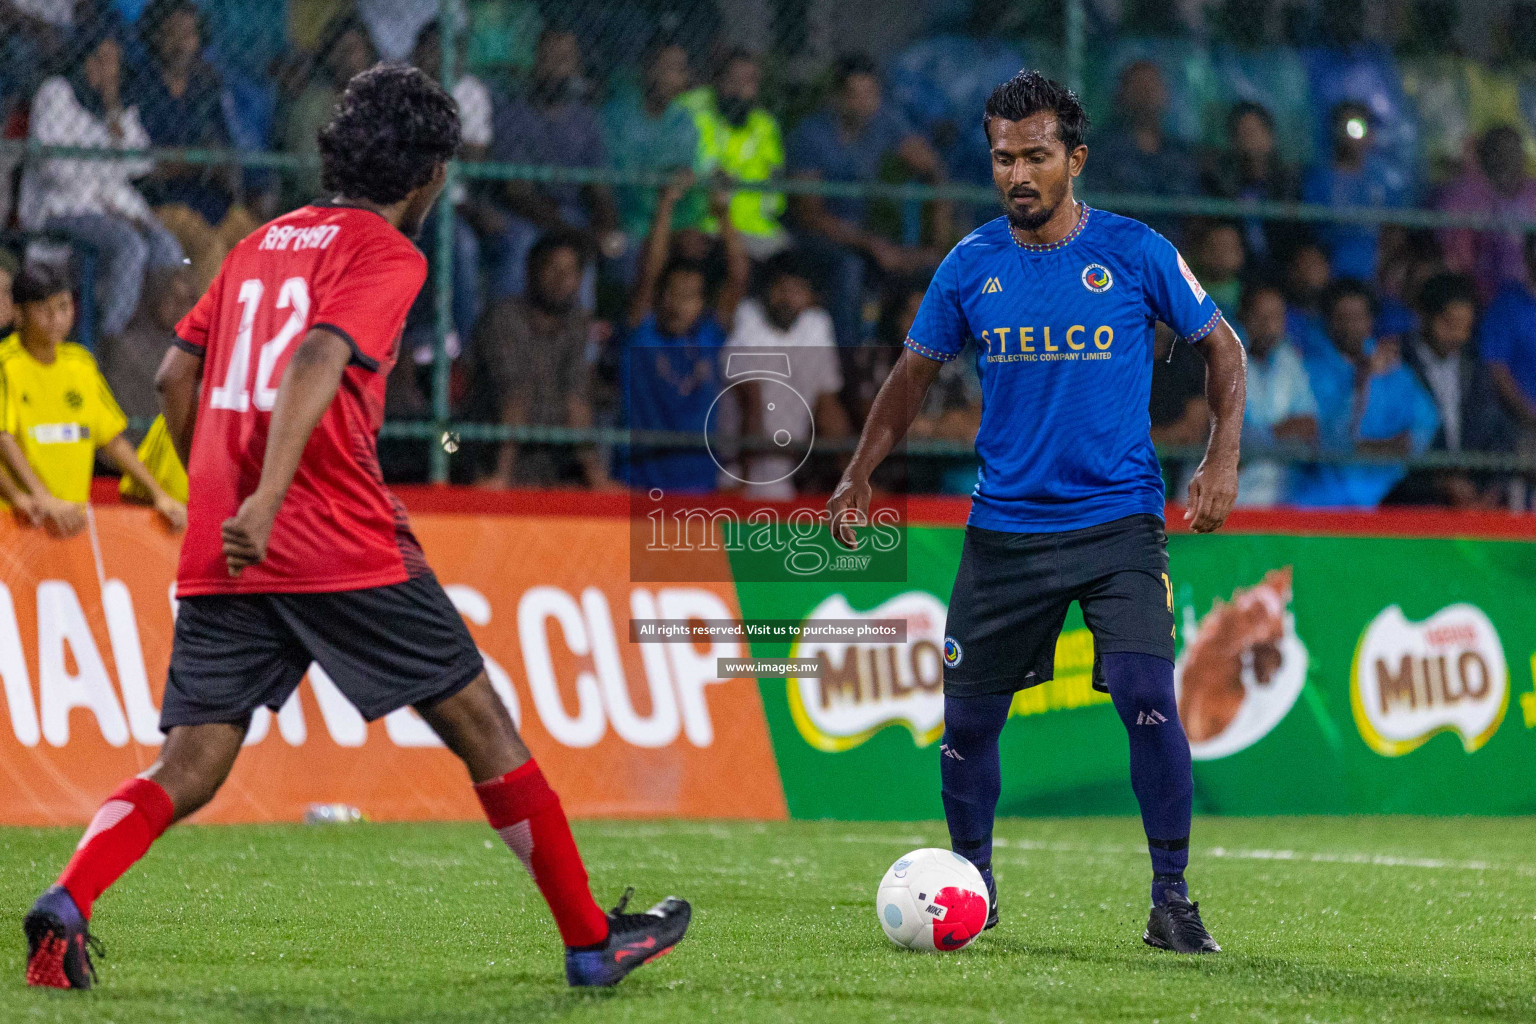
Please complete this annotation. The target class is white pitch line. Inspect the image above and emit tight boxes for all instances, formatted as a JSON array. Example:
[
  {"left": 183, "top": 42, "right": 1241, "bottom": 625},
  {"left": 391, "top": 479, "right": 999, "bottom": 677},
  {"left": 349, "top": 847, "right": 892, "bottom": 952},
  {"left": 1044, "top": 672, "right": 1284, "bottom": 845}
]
[{"left": 837, "top": 833, "right": 1535, "bottom": 875}]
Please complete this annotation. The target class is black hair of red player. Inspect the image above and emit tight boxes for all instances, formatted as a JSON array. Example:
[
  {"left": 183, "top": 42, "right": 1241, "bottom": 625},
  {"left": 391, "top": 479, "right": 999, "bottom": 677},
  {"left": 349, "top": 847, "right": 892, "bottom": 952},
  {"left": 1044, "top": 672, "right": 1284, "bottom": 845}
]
[
  {"left": 318, "top": 63, "right": 462, "bottom": 208},
  {"left": 982, "top": 69, "right": 1089, "bottom": 151}
]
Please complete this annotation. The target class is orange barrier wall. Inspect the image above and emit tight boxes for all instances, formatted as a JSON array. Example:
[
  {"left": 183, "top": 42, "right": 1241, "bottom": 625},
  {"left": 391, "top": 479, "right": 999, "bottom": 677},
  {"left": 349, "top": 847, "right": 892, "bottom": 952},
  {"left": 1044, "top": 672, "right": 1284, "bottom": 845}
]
[{"left": 0, "top": 503, "right": 787, "bottom": 825}]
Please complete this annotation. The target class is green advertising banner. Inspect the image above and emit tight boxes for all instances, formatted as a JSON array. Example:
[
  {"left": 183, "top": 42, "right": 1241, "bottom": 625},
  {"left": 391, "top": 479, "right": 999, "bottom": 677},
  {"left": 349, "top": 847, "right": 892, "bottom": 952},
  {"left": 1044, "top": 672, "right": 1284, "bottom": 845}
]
[{"left": 730, "top": 527, "right": 1536, "bottom": 819}]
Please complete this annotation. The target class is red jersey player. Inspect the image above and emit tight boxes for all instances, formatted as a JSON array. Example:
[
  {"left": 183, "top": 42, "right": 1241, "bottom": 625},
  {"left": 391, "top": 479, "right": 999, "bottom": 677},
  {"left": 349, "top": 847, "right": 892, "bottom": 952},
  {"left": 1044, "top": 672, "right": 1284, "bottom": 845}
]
[{"left": 24, "top": 65, "right": 689, "bottom": 991}]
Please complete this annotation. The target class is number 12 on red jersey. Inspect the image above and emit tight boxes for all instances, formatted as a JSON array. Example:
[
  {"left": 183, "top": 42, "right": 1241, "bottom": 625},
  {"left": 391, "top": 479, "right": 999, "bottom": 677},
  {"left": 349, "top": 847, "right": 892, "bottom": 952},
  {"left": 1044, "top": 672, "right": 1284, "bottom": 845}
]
[{"left": 209, "top": 276, "right": 312, "bottom": 413}]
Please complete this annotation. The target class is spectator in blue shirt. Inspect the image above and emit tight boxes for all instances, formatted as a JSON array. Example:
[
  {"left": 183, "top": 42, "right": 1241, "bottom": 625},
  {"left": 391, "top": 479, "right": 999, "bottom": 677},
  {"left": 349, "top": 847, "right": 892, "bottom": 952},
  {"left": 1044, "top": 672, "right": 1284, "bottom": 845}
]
[
  {"left": 616, "top": 175, "right": 749, "bottom": 493},
  {"left": 1290, "top": 278, "right": 1440, "bottom": 508},
  {"left": 488, "top": 26, "right": 620, "bottom": 304},
  {"left": 787, "top": 52, "right": 947, "bottom": 347},
  {"left": 1302, "top": 101, "right": 1412, "bottom": 282},
  {"left": 1478, "top": 233, "right": 1536, "bottom": 506},
  {"left": 1086, "top": 59, "right": 1199, "bottom": 243},
  {"left": 1235, "top": 281, "right": 1318, "bottom": 506}
]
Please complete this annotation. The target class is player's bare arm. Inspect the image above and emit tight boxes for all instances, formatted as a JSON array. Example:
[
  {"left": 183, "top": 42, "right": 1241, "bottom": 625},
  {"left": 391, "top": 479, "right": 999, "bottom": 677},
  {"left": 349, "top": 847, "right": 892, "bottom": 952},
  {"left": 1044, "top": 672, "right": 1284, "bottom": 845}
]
[
  {"left": 155, "top": 345, "right": 203, "bottom": 469},
  {"left": 0, "top": 435, "right": 41, "bottom": 527},
  {"left": 102, "top": 433, "right": 186, "bottom": 531},
  {"left": 0, "top": 431, "right": 84, "bottom": 537},
  {"left": 827, "top": 348, "right": 942, "bottom": 548},
  {"left": 221, "top": 329, "right": 352, "bottom": 575},
  {"left": 1185, "top": 318, "right": 1246, "bottom": 534}
]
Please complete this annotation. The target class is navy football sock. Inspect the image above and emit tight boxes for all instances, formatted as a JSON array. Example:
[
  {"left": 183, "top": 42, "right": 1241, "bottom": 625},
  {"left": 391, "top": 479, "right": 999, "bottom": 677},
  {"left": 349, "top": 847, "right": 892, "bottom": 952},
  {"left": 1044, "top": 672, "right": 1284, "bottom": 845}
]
[
  {"left": 939, "top": 692, "right": 1014, "bottom": 874},
  {"left": 1102, "top": 652, "right": 1193, "bottom": 906}
]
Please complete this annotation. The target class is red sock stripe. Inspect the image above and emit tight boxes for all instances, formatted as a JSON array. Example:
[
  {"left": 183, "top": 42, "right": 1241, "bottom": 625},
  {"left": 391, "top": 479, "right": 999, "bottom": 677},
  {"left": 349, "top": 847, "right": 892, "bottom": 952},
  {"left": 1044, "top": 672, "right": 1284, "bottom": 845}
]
[
  {"left": 474, "top": 760, "right": 608, "bottom": 948},
  {"left": 58, "top": 776, "right": 173, "bottom": 919}
]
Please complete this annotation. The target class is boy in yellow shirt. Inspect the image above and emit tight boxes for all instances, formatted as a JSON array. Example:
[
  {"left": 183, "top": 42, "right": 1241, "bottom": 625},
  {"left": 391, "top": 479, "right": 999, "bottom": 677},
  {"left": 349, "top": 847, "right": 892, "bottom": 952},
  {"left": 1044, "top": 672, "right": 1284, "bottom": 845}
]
[
  {"left": 0, "top": 264, "right": 186, "bottom": 537},
  {"left": 0, "top": 248, "right": 44, "bottom": 524}
]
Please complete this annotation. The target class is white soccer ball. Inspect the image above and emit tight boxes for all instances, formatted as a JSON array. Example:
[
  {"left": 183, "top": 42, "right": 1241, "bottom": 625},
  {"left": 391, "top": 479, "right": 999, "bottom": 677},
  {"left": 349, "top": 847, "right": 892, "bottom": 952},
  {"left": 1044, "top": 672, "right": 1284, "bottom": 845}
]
[{"left": 876, "top": 847, "right": 990, "bottom": 951}]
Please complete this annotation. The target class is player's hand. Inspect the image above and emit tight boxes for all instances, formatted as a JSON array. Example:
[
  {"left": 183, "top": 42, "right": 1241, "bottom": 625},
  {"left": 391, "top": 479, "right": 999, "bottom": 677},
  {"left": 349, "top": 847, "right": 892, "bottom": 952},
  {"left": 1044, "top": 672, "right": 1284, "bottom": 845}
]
[
  {"left": 155, "top": 494, "right": 188, "bottom": 532},
  {"left": 826, "top": 473, "right": 872, "bottom": 550},
  {"left": 41, "top": 497, "right": 87, "bottom": 538},
  {"left": 11, "top": 493, "right": 43, "bottom": 529},
  {"left": 1185, "top": 455, "right": 1239, "bottom": 534},
  {"left": 222, "top": 494, "right": 279, "bottom": 576}
]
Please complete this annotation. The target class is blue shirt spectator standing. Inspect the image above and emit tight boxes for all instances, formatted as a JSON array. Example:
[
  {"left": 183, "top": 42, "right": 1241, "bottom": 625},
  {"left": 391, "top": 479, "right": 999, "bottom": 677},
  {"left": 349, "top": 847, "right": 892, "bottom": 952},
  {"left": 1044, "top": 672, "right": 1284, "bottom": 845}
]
[
  {"left": 488, "top": 27, "right": 619, "bottom": 304},
  {"left": 1234, "top": 281, "right": 1317, "bottom": 506},
  {"left": 1290, "top": 279, "right": 1440, "bottom": 508},
  {"left": 1302, "top": 101, "right": 1412, "bottom": 282},
  {"left": 788, "top": 53, "right": 947, "bottom": 347},
  {"left": 617, "top": 178, "right": 749, "bottom": 493}
]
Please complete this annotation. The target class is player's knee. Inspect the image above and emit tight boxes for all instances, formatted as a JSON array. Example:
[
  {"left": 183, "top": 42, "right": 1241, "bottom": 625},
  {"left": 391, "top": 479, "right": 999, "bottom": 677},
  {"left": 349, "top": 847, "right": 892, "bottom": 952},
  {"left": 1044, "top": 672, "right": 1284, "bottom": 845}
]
[
  {"left": 417, "top": 674, "right": 529, "bottom": 781},
  {"left": 941, "top": 692, "right": 1012, "bottom": 750},
  {"left": 146, "top": 722, "right": 246, "bottom": 821}
]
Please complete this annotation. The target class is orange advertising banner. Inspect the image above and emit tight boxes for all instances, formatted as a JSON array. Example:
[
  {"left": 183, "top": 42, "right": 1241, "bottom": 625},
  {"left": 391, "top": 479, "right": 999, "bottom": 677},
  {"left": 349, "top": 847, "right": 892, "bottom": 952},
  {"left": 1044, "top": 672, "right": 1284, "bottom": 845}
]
[{"left": 0, "top": 504, "right": 787, "bottom": 825}]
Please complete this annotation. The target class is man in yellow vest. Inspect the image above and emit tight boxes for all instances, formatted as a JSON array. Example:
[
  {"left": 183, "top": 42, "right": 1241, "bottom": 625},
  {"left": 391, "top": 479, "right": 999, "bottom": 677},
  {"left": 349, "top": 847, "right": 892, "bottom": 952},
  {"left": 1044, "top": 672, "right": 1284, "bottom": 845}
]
[
  {"left": 678, "top": 48, "right": 789, "bottom": 259},
  {"left": 0, "top": 264, "right": 186, "bottom": 537}
]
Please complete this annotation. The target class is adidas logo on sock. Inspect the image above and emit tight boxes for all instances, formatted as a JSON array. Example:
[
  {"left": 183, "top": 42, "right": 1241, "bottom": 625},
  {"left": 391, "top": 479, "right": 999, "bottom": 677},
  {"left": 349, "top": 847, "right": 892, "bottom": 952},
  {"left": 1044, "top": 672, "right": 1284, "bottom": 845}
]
[
  {"left": 1136, "top": 710, "right": 1168, "bottom": 726},
  {"left": 940, "top": 743, "right": 965, "bottom": 761}
]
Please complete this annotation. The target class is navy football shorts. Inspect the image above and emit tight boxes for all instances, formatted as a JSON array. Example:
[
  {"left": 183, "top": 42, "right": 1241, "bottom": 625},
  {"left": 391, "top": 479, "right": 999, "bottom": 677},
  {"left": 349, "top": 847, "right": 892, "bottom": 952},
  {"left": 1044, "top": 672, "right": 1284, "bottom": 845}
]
[
  {"left": 941, "top": 513, "right": 1176, "bottom": 698},
  {"left": 160, "top": 573, "right": 485, "bottom": 729}
]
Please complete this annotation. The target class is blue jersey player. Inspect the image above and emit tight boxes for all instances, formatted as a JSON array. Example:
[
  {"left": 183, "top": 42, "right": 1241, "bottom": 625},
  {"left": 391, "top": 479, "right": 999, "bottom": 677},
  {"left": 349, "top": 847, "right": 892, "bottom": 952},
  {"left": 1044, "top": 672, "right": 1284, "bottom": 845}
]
[{"left": 829, "top": 71, "right": 1245, "bottom": 954}]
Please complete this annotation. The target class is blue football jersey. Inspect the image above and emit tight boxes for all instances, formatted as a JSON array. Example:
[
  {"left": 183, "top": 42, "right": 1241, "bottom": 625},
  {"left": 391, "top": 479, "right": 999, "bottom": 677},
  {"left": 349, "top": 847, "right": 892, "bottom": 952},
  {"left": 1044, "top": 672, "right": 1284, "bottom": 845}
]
[{"left": 907, "top": 206, "right": 1223, "bottom": 532}]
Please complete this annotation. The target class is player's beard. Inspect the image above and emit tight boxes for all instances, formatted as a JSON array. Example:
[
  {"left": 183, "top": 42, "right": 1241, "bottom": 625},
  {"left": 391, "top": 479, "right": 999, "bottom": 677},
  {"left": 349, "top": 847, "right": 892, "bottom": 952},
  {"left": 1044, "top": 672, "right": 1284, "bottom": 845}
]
[{"left": 1003, "top": 189, "right": 1059, "bottom": 232}]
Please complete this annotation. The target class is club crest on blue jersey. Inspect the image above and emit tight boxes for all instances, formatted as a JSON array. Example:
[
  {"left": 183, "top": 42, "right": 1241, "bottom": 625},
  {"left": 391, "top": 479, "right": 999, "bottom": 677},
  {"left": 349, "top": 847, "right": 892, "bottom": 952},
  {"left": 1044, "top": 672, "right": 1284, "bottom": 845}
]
[
  {"left": 943, "top": 637, "right": 963, "bottom": 667},
  {"left": 1081, "top": 263, "right": 1113, "bottom": 293}
]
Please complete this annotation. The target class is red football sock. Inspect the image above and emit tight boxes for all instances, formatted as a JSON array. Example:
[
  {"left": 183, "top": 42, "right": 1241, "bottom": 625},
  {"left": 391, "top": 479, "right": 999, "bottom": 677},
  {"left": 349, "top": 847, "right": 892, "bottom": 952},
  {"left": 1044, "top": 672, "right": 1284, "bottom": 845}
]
[
  {"left": 58, "top": 777, "right": 174, "bottom": 919},
  {"left": 475, "top": 761, "right": 609, "bottom": 948}
]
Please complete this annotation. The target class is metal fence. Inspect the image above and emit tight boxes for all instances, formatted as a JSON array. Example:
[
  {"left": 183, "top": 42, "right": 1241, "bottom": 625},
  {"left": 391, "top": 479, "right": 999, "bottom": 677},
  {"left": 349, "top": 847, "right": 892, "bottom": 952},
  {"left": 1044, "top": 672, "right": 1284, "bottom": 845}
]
[{"left": 4, "top": 0, "right": 1536, "bottom": 499}]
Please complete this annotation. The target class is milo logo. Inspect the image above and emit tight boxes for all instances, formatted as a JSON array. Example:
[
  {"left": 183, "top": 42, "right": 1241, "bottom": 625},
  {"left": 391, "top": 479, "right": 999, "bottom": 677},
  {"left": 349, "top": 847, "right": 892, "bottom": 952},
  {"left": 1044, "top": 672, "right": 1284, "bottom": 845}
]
[
  {"left": 1351, "top": 604, "right": 1508, "bottom": 757},
  {"left": 787, "top": 592, "right": 947, "bottom": 752}
]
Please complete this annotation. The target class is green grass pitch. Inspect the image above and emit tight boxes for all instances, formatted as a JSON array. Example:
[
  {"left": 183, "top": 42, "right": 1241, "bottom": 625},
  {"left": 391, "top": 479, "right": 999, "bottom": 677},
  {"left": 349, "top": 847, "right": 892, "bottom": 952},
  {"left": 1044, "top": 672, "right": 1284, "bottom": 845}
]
[{"left": 4, "top": 817, "right": 1534, "bottom": 1023}]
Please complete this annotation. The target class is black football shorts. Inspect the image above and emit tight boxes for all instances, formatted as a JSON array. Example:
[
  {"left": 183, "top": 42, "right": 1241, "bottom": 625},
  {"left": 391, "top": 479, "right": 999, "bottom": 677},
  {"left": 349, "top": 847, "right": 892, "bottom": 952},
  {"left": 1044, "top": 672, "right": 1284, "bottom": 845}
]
[
  {"left": 159, "top": 573, "right": 485, "bottom": 729},
  {"left": 941, "top": 513, "right": 1175, "bottom": 698}
]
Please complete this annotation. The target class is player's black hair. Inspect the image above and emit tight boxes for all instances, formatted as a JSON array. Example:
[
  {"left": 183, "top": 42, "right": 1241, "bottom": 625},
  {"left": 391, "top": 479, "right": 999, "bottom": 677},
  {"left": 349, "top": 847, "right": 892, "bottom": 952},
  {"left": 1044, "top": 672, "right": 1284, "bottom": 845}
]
[
  {"left": 982, "top": 70, "right": 1089, "bottom": 152},
  {"left": 1321, "top": 277, "right": 1377, "bottom": 318},
  {"left": 318, "top": 64, "right": 461, "bottom": 206},
  {"left": 833, "top": 52, "right": 879, "bottom": 89},
  {"left": 526, "top": 229, "right": 590, "bottom": 283},
  {"left": 1416, "top": 273, "right": 1478, "bottom": 318},
  {"left": 13, "top": 263, "right": 72, "bottom": 305}
]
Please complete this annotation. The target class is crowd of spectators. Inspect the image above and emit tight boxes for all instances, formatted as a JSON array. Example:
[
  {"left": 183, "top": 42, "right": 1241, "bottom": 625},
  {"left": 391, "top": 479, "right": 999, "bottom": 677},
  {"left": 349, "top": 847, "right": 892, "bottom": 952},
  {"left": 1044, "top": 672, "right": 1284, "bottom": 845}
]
[{"left": 3, "top": 0, "right": 1536, "bottom": 510}]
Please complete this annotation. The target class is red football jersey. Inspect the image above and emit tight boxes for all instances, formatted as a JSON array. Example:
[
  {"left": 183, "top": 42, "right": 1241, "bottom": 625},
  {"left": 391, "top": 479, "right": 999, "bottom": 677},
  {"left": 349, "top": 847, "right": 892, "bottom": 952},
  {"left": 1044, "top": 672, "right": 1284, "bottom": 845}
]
[{"left": 172, "top": 204, "right": 429, "bottom": 595}]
